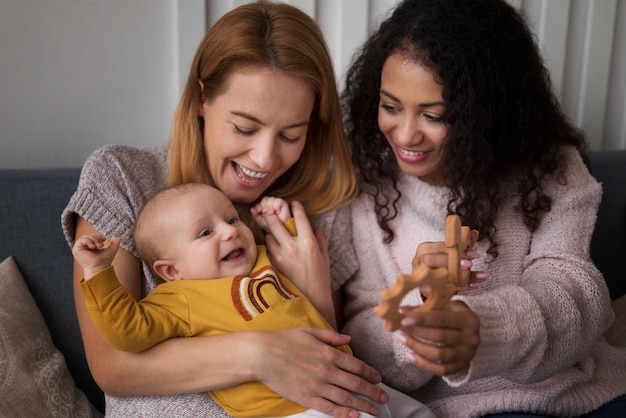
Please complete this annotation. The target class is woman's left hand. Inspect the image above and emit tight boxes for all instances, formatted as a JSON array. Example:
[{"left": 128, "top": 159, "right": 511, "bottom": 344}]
[
  {"left": 260, "top": 200, "right": 337, "bottom": 327},
  {"left": 396, "top": 301, "right": 480, "bottom": 376},
  {"left": 262, "top": 200, "right": 331, "bottom": 292}
]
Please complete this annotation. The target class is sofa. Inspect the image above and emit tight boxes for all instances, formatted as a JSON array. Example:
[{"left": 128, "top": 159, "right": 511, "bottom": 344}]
[{"left": 0, "top": 150, "right": 625, "bottom": 416}]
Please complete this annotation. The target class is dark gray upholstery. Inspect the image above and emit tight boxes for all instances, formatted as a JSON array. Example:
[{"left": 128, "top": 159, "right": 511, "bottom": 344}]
[
  {"left": 0, "top": 150, "right": 624, "bottom": 415},
  {"left": 0, "top": 168, "right": 103, "bottom": 412},
  {"left": 589, "top": 150, "right": 626, "bottom": 300}
]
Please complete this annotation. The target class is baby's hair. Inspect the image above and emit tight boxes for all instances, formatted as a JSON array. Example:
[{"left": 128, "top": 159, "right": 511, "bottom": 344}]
[{"left": 134, "top": 183, "right": 210, "bottom": 276}]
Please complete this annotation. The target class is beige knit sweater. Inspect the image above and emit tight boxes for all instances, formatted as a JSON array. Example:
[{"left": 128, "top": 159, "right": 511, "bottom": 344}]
[{"left": 341, "top": 146, "right": 626, "bottom": 417}]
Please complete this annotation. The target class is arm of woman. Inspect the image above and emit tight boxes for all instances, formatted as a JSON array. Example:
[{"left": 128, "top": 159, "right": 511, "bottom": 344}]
[
  {"left": 74, "top": 217, "right": 386, "bottom": 417},
  {"left": 401, "top": 150, "right": 611, "bottom": 385}
]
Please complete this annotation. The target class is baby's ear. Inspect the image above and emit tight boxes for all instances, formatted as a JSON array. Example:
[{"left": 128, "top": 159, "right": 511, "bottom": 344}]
[{"left": 153, "top": 260, "right": 181, "bottom": 282}]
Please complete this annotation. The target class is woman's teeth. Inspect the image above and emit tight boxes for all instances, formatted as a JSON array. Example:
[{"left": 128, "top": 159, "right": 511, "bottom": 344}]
[
  {"left": 238, "top": 164, "right": 268, "bottom": 179},
  {"left": 400, "top": 149, "right": 425, "bottom": 157}
]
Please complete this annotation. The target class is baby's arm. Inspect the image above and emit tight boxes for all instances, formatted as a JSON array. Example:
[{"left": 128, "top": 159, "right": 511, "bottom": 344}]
[
  {"left": 72, "top": 234, "right": 121, "bottom": 280},
  {"left": 251, "top": 196, "right": 292, "bottom": 231},
  {"left": 75, "top": 235, "right": 189, "bottom": 352}
]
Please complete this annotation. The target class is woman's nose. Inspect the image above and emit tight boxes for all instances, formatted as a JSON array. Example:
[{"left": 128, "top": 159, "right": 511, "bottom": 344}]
[
  {"left": 248, "top": 136, "right": 277, "bottom": 170},
  {"left": 395, "top": 118, "right": 422, "bottom": 146}
]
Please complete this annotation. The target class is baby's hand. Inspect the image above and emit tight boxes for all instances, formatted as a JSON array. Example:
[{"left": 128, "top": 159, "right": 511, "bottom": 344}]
[
  {"left": 72, "top": 234, "right": 121, "bottom": 280},
  {"left": 251, "top": 196, "right": 292, "bottom": 230}
]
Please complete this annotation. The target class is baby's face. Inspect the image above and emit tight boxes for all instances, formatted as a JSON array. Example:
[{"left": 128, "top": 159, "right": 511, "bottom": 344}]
[{"left": 161, "top": 186, "right": 257, "bottom": 280}]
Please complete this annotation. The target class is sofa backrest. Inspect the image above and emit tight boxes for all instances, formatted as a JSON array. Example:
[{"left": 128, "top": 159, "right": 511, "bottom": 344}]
[
  {"left": 589, "top": 150, "right": 626, "bottom": 300},
  {"left": 0, "top": 150, "right": 623, "bottom": 414},
  {"left": 0, "top": 167, "right": 103, "bottom": 412}
]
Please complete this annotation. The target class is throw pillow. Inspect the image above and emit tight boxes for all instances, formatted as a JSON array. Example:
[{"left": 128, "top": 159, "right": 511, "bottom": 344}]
[{"left": 0, "top": 256, "right": 101, "bottom": 417}]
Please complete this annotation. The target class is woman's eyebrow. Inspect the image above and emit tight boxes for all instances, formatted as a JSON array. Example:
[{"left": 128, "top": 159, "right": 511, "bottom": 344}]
[
  {"left": 380, "top": 89, "right": 444, "bottom": 108},
  {"left": 230, "top": 111, "right": 309, "bottom": 128},
  {"left": 380, "top": 89, "right": 400, "bottom": 102}
]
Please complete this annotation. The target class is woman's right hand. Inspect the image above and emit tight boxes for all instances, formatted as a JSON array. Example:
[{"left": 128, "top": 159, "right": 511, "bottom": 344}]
[
  {"left": 397, "top": 236, "right": 485, "bottom": 375},
  {"left": 412, "top": 231, "right": 489, "bottom": 294},
  {"left": 251, "top": 327, "right": 387, "bottom": 418}
]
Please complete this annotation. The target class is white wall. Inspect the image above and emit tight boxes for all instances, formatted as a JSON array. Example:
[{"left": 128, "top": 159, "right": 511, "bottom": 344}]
[
  {"left": 0, "top": 0, "right": 179, "bottom": 168},
  {"left": 1, "top": 0, "right": 624, "bottom": 169}
]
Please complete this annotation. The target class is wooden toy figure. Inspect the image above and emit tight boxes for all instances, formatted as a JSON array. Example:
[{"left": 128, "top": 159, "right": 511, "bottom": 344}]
[{"left": 374, "top": 215, "right": 472, "bottom": 331}]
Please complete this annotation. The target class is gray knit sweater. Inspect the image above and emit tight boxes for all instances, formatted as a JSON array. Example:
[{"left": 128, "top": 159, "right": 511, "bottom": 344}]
[
  {"left": 341, "top": 146, "right": 626, "bottom": 417},
  {"left": 62, "top": 144, "right": 358, "bottom": 417}
]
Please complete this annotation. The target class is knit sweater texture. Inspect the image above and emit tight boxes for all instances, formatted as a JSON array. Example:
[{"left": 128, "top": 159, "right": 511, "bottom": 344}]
[
  {"left": 341, "top": 146, "right": 626, "bottom": 417},
  {"left": 62, "top": 144, "right": 358, "bottom": 418}
]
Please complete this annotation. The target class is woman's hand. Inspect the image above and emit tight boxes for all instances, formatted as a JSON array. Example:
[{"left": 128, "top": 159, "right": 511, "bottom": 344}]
[
  {"left": 396, "top": 302, "right": 480, "bottom": 376},
  {"left": 398, "top": 233, "right": 483, "bottom": 375},
  {"left": 261, "top": 200, "right": 336, "bottom": 324},
  {"left": 251, "top": 327, "right": 388, "bottom": 418},
  {"left": 263, "top": 200, "right": 330, "bottom": 290},
  {"left": 412, "top": 231, "right": 489, "bottom": 296}
]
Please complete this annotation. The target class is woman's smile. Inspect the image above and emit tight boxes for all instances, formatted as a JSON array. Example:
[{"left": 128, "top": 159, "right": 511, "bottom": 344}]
[
  {"left": 396, "top": 146, "right": 429, "bottom": 163},
  {"left": 231, "top": 162, "right": 269, "bottom": 187}
]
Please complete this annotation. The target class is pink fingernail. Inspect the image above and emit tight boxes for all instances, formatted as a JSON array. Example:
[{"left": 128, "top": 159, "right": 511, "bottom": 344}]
[
  {"left": 395, "top": 332, "right": 407, "bottom": 344},
  {"left": 467, "top": 250, "right": 481, "bottom": 259},
  {"left": 379, "top": 390, "right": 389, "bottom": 404},
  {"left": 401, "top": 316, "right": 417, "bottom": 327}
]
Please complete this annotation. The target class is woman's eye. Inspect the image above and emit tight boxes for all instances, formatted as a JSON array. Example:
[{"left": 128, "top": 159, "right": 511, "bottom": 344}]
[
  {"left": 234, "top": 125, "right": 255, "bottom": 136},
  {"left": 380, "top": 102, "right": 399, "bottom": 114},
  {"left": 199, "top": 229, "right": 213, "bottom": 237},
  {"left": 279, "top": 133, "right": 300, "bottom": 144},
  {"left": 424, "top": 113, "right": 443, "bottom": 123}
]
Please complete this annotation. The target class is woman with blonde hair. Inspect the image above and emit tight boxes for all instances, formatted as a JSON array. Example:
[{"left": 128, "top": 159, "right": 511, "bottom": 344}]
[{"left": 63, "top": 2, "right": 386, "bottom": 417}]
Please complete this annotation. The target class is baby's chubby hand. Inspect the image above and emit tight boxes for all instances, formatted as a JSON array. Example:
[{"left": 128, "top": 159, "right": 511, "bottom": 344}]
[
  {"left": 251, "top": 196, "right": 292, "bottom": 231},
  {"left": 72, "top": 234, "right": 121, "bottom": 280}
]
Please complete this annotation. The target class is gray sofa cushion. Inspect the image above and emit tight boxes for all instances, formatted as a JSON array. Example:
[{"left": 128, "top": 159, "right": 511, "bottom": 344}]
[
  {"left": 0, "top": 167, "right": 103, "bottom": 412},
  {"left": 589, "top": 150, "right": 626, "bottom": 300},
  {"left": 0, "top": 149, "right": 623, "bottom": 415}
]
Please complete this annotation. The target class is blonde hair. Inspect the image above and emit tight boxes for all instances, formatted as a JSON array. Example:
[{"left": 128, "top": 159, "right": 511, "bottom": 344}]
[{"left": 168, "top": 1, "right": 357, "bottom": 215}]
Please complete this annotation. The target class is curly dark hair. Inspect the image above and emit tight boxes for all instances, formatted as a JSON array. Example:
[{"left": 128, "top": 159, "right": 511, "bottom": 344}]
[{"left": 342, "top": 0, "right": 589, "bottom": 256}]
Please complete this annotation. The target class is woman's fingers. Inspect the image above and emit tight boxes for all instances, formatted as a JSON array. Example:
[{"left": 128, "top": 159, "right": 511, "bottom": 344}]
[
  {"left": 412, "top": 241, "right": 447, "bottom": 271},
  {"left": 255, "top": 327, "right": 385, "bottom": 417},
  {"left": 397, "top": 302, "right": 480, "bottom": 375}
]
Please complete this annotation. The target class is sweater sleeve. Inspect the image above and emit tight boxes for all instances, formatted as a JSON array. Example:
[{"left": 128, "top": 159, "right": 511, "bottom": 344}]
[
  {"left": 314, "top": 205, "right": 359, "bottom": 292},
  {"left": 448, "top": 148, "right": 612, "bottom": 386},
  {"left": 61, "top": 144, "right": 168, "bottom": 257},
  {"left": 80, "top": 267, "right": 193, "bottom": 352}
]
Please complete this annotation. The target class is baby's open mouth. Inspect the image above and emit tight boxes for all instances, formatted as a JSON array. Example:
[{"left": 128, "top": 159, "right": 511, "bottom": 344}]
[{"left": 222, "top": 248, "right": 244, "bottom": 261}]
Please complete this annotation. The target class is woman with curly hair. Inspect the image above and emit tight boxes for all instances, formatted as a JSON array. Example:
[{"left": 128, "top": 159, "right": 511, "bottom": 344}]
[{"left": 339, "top": 0, "right": 626, "bottom": 416}]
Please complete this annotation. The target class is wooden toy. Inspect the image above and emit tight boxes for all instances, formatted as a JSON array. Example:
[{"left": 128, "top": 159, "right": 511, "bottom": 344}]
[{"left": 374, "top": 215, "right": 472, "bottom": 331}]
